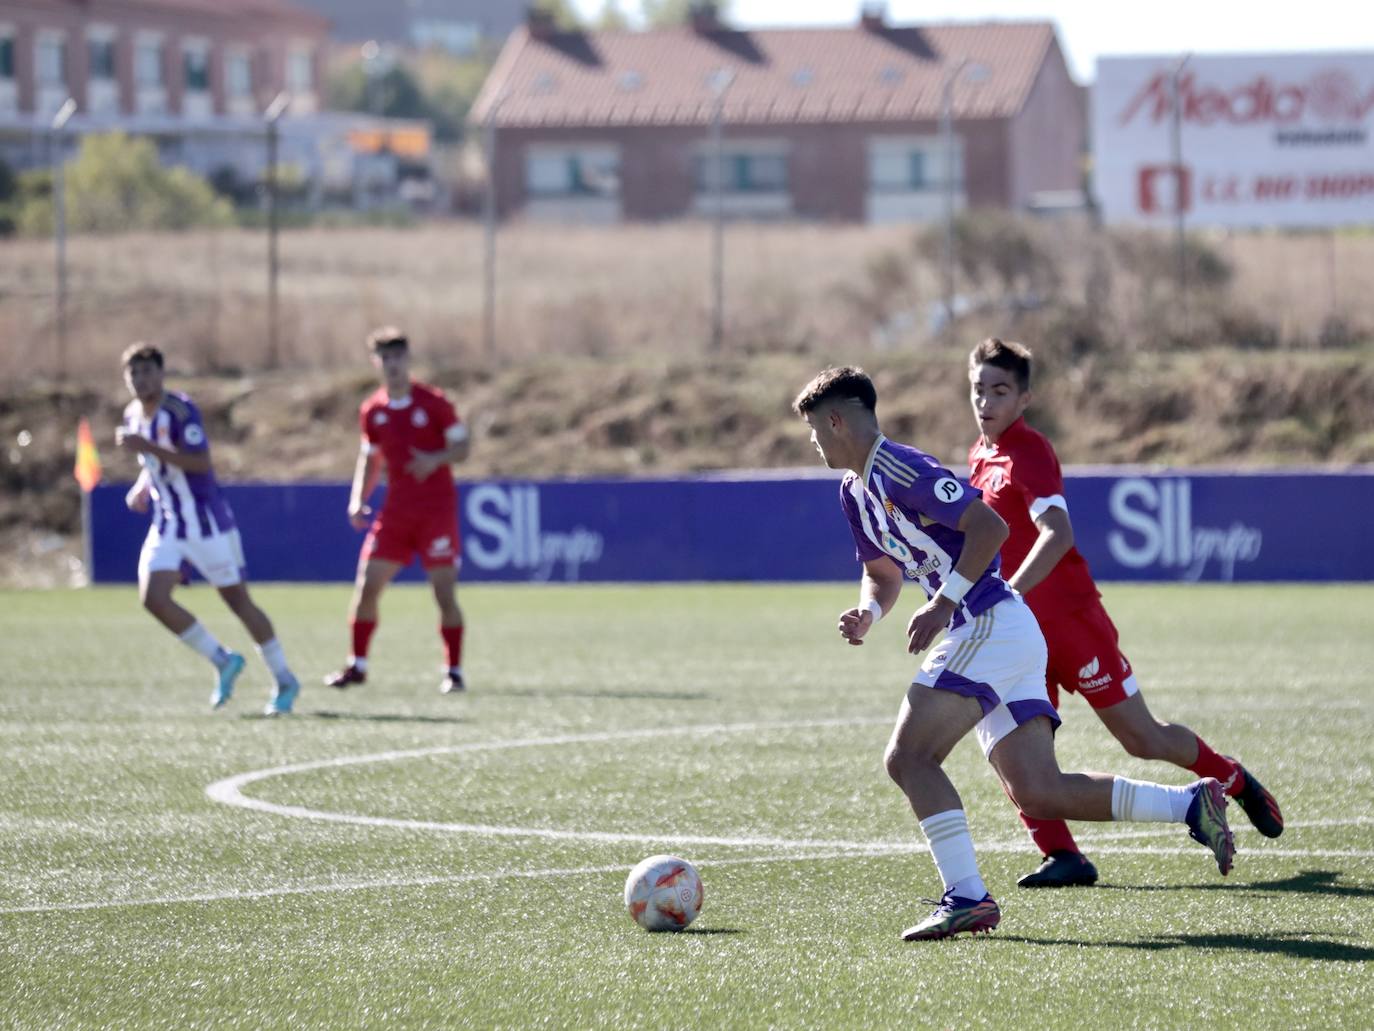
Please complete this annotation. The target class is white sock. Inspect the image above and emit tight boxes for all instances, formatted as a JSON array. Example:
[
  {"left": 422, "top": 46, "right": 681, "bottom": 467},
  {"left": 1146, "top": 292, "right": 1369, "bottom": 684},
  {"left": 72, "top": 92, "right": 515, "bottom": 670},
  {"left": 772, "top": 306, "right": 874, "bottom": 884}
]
[
  {"left": 1111, "top": 777, "right": 1195, "bottom": 823},
  {"left": 919, "top": 809, "right": 986, "bottom": 900},
  {"left": 256, "top": 638, "right": 292, "bottom": 681},
  {"left": 349, "top": 656, "right": 369, "bottom": 672},
  {"left": 178, "top": 622, "right": 229, "bottom": 668}
]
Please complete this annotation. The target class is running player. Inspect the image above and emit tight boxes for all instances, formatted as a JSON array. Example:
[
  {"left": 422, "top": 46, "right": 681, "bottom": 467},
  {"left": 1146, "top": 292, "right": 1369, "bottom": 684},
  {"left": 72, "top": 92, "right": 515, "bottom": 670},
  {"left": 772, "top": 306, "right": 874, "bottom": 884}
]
[
  {"left": 794, "top": 365, "right": 1235, "bottom": 942},
  {"left": 966, "top": 337, "right": 1282, "bottom": 888},
  {"left": 116, "top": 344, "right": 301, "bottom": 715},
  {"left": 324, "top": 328, "right": 471, "bottom": 694}
]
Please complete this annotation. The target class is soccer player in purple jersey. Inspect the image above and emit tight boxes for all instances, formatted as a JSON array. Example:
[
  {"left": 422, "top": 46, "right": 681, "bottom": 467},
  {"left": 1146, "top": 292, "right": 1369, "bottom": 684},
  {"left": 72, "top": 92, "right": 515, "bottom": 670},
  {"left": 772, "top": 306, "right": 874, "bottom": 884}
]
[
  {"left": 116, "top": 344, "right": 300, "bottom": 715},
  {"left": 793, "top": 366, "right": 1236, "bottom": 941}
]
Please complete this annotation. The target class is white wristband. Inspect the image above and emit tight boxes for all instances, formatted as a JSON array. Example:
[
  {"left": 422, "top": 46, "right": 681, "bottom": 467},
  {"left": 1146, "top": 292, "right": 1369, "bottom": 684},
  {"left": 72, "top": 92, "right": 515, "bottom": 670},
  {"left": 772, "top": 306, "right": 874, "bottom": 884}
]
[
  {"left": 935, "top": 571, "right": 975, "bottom": 606},
  {"left": 861, "top": 598, "right": 884, "bottom": 623}
]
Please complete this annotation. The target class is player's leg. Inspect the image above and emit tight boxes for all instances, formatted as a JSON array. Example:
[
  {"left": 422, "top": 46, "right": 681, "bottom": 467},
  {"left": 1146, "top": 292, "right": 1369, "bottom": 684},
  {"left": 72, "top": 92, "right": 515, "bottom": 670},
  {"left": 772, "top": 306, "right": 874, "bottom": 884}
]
[
  {"left": 1078, "top": 603, "right": 1283, "bottom": 837},
  {"left": 325, "top": 545, "right": 403, "bottom": 687},
  {"left": 891, "top": 646, "right": 1001, "bottom": 942},
  {"left": 1014, "top": 646, "right": 1095, "bottom": 888},
  {"left": 139, "top": 534, "right": 244, "bottom": 708},
  {"left": 215, "top": 573, "right": 300, "bottom": 715},
  {"left": 988, "top": 716, "right": 1236, "bottom": 875},
  {"left": 425, "top": 562, "right": 466, "bottom": 694}
]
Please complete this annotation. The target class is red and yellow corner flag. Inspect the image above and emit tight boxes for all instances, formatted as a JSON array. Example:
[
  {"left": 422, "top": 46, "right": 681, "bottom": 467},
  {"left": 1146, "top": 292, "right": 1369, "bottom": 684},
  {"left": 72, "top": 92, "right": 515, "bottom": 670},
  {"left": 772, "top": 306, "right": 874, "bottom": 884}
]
[{"left": 74, "top": 417, "right": 102, "bottom": 493}]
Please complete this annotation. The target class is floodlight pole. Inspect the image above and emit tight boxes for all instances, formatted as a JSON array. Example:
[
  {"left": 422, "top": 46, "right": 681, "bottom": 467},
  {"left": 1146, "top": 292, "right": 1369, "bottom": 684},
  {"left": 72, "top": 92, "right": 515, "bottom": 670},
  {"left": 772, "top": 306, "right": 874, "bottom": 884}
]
[
  {"left": 940, "top": 58, "right": 968, "bottom": 335},
  {"left": 51, "top": 98, "right": 76, "bottom": 381},
  {"left": 1170, "top": 53, "right": 1191, "bottom": 334},
  {"left": 709, "top": 69, "right": 734, "bottom": 352},
  {"left": 482, "top": 90, "right": 506, "bottom": 363},
  {"left": 265, "top": 91, "right": 290, "bottom": 369}
]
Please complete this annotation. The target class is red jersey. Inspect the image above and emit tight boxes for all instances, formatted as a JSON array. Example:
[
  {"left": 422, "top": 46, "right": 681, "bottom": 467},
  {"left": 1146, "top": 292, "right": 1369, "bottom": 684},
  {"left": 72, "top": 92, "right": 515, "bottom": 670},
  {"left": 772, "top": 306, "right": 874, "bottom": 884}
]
[
  {"left": 360, "top": 382, "right": 464, "bottom": 512},
  {"left": 968, "top": 417, "right": 1099, "bottom": 619}
]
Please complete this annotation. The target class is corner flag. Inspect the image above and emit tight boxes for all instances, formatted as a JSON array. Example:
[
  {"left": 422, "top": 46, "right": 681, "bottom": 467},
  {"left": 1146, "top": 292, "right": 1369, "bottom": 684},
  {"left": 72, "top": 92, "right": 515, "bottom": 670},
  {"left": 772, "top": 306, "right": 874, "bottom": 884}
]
[{"left": 74, "top": 417, "right": 102, "bottom": 493}]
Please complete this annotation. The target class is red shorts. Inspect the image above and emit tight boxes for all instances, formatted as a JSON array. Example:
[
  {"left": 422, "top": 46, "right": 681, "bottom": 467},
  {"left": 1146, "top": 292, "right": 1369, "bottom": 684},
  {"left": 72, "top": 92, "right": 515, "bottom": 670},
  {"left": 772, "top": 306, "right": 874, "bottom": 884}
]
[
  {"left": 361, "top": 504, "right": 460, "bottom": 571},
  {"left": 1038, "top": 600, "right": 1138, "bottom": 711}
]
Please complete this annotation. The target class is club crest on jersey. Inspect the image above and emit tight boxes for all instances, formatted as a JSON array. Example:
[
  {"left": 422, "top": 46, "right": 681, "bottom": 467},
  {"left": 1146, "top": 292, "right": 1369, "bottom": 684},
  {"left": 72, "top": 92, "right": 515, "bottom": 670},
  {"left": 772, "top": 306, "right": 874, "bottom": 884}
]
[
  {"left": 374, "top": 411, "right": 388, "bottom": 426},
  {"left": 883, "top": 498, "right": 896, "bottom": 515},
  {"left": 881, "top": 533, "right": 912, "bottom": 563},
  {"left": 412, "top": 408, "right": 428, "bottom": 427}
]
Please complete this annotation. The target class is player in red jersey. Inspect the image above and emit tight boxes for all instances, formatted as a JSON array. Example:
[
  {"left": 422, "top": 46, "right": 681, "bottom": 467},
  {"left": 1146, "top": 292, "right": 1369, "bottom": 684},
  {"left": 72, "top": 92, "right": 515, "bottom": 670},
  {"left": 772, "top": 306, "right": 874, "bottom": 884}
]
[
  {"left": 324, "top": 328, "right": 472, "bottom": 694},
  {"left": 967, "top": 338, "right": 1283, "bottom": 887}
]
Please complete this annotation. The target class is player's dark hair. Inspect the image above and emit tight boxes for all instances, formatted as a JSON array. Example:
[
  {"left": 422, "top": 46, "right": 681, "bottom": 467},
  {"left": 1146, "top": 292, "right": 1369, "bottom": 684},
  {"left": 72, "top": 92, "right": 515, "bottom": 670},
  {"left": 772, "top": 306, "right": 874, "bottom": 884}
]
[
  {"left": 968, "top": 337, "right": 1032, "bottom": 392},
  {"left": 367, "top": 326, "right": 409, "bottom": 354},
  {"left": 792, "top": 366, "right": 877, "bottom": 416},
  {"left": 120, "top": 343, "right": 164, "bottom": 369}
]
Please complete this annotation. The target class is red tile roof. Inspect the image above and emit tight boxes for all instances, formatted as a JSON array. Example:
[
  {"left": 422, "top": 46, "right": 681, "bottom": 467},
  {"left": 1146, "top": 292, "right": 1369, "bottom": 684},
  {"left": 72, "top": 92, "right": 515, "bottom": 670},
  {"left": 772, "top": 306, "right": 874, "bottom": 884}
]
[{"left": 473, "top": 20, "right": 1062, "bottom": 129}]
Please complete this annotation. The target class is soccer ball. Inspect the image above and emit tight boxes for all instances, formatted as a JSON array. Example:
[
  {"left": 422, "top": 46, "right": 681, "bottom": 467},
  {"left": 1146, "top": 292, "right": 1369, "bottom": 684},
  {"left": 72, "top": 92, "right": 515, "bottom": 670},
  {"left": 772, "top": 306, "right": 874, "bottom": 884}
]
[{"left": 623, "top": 854, "right": 703, "bottom": 932}]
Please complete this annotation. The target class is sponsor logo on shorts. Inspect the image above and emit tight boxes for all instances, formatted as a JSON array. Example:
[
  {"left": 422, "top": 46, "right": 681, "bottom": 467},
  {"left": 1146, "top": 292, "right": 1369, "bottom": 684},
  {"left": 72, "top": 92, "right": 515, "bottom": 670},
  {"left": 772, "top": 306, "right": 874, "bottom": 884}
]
[
  {"left": 1077, "top": 655, "right": 1113, "bottom": 692},
  {"left": 428, "top": 535, "right": 453, "bottom": 557}
]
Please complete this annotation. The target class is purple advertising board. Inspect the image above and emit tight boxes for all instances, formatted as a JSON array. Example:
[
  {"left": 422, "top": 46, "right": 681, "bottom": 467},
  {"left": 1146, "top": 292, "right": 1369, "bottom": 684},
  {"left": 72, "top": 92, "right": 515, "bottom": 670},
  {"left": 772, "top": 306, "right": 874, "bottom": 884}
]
[{"left": 89, "top": 468, "right": 1374, "bottom": 584}]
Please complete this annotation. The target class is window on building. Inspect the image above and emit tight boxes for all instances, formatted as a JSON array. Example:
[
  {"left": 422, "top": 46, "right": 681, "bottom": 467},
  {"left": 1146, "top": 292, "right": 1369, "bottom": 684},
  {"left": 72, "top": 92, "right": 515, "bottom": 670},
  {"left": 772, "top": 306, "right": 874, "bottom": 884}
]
[
  {"left": 286, "top": 47, "right": 313, "bottom": 93},
  {"left": 868, "top": 138, "right": 960, "bottom": 192},
  {"left": 88, "top": 36, "right": 116, "bottom": 81},
  {"left": 0, "top": 35, "right": 14, "bottom": 81},
  {"left": 135, "top": 38, "right": 163, "bottom": 87},
  {"left": 226, "top": 51, "right": 252, "bottom": 98},
  {"left": 36, "top": 34, "right": 66, "bottom": 86},
  {"left": 694, "top": 150, "right": 789, "bottom": 193},
  {"left": 525, "top": 148, "right": 620, "bottom": 197},
  {"left": 183, "top": 45, "right": 209, "bottom": 91}
]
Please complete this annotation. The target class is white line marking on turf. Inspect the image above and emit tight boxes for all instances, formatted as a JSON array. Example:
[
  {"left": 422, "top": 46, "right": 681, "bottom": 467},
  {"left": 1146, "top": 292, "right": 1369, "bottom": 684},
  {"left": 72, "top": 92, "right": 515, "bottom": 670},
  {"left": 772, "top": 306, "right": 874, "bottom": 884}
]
[{"left": 0, "top": 850, "right": 881, "bottom": 916}]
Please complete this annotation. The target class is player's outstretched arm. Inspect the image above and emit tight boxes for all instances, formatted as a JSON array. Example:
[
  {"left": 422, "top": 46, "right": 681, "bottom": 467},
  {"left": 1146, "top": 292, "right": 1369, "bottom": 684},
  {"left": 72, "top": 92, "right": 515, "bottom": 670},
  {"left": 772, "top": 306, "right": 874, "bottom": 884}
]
[
  {"left": 1007, "top": 505, "right": 1074, "bottom": 596},
  {"left": 839, "top": 557, "right": 903, "bottom": 646}
]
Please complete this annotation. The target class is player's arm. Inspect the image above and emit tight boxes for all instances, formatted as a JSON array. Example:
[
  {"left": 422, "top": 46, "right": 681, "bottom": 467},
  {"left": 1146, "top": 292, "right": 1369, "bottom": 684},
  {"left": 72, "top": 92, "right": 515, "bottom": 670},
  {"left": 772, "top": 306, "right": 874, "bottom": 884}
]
[
  {"left": 405, "top": 423, "right": 469, "bottom": 480},
  {"left": 125, "top": 468, "right": 152, "bottom": 513},
  {"left": 1007, "top": 504, "right": 1074, "bottom": 596},
  {"left": 906, "top": 500, "right": 1009, "bottom": 654},
  {"left": 348, "top": 442, "right": 383, "bottom": 529},
  {"left": 838, "top": 557, "right": 904, "bottom": 647},
  {"left": 114, "top": 429, "right": 211, "bottom": 474}
]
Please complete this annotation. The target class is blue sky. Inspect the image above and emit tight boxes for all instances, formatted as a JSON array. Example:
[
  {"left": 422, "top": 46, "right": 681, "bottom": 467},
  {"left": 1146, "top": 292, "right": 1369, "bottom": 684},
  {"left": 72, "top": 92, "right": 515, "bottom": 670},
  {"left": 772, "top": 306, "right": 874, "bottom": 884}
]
[{"left": 569, "top": 1, "right": 1366, "bottom": 83}]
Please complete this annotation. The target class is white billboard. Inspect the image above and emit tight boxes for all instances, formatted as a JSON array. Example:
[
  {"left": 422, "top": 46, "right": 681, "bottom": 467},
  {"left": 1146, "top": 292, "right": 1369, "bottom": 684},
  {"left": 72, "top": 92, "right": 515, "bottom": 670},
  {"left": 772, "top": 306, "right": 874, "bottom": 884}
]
[{"left": 1093, "top": 53, "right": 1374, "bottom": 227}]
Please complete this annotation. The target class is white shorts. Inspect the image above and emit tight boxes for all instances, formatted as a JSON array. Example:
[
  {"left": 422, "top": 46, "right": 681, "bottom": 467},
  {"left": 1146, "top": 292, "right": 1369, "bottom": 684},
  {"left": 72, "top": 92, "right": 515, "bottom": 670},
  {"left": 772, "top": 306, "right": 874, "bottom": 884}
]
[
  {"left": 912, "top": 595, "right": 1060, "bottom": 759},
  {"left": 139, "top": 527, "right": 246, "bottom": 589}
]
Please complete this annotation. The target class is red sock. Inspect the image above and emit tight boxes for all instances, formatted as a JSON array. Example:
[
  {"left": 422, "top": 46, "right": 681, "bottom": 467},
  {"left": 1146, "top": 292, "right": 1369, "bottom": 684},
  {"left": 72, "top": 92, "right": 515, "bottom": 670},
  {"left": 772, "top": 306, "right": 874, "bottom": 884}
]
[
  {"left": 350, "top": 619, "right": 377, "bottom": 661},
  {"left": 1189, "top": 736, "right": 1243, "bottom": 796},
  {"left": 441, "top": 624, "right": 464, "bottom": 669},
  {"left": 1020, "top": 814, "right": 1081, "bottom": 857}
]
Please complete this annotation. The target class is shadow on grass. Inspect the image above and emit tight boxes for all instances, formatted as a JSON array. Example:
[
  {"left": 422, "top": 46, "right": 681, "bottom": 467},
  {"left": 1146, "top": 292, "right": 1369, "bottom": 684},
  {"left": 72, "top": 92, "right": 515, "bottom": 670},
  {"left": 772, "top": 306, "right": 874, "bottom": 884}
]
[
  {"left": 499, "top": 689, "right": 712, "bottom": 701},
  {"left": 996, "top": 930, "right": 1374, "bottom": 962},
  {"left": 1096, "top": 869, "right": 1374, "bottom": 900},
  {"left": 237, "top": 710, "right": 468, "bottom": 724},
  {"left": 681, "top": 927, "right": 744, "bottom": 936}
]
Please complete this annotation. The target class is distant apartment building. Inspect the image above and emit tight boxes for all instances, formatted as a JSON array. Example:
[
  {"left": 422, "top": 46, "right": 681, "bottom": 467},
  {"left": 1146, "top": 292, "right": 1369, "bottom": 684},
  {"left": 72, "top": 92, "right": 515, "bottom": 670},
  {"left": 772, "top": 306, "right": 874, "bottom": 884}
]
[
  {"left": 289, "top": 0, "right": 522, "bottom": 55},
  {"left": 471, "top": 6, "right": 1086, "bottom": 224},
  {"left": 0, "top": 0, "right": 437, "bottom": 209}
]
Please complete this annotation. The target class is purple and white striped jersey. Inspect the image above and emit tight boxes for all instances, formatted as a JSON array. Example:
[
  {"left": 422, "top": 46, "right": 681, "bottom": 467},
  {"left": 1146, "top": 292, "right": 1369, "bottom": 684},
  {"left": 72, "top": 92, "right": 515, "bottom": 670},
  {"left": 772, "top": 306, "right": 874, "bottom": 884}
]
[
  {"left": 841, "top": 435, "right": 1013, "bottom": 629},
  {"left": 122, "top": 391, "right": 236, "bottom": 541}
]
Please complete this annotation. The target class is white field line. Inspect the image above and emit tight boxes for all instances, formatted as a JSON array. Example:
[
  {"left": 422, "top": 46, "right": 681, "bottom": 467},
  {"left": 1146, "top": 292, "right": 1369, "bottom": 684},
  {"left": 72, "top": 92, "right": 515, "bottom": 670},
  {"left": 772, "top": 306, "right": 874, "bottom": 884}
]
[{"left": 6, "top": 719, "right": 1371, "bottom": 916}]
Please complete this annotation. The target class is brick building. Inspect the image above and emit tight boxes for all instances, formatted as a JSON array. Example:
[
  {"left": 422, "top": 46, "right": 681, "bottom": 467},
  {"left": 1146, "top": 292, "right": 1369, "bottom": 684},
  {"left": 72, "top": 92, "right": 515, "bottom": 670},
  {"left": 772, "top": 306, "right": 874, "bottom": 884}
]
[
  {"left": 470, "top": 6, "right": 1086, "bottom": 223},
  {"left": 288, "top": 0, "right": 521, "bottom": 55}
]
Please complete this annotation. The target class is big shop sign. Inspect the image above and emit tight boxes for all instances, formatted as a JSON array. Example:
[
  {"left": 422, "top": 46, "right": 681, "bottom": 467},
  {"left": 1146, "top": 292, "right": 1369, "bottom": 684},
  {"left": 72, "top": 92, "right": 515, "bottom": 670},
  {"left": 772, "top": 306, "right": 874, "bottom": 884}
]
[{"left": 1092, "top": 52, "right": 1374, "bottom": 227}]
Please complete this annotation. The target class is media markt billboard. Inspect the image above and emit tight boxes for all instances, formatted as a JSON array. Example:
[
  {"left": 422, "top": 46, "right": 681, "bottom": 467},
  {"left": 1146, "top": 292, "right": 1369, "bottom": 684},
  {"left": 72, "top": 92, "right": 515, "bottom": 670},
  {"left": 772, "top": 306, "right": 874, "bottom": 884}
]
[{"left": 1093, "top": 52, "right": 1374, "bottom": 227}]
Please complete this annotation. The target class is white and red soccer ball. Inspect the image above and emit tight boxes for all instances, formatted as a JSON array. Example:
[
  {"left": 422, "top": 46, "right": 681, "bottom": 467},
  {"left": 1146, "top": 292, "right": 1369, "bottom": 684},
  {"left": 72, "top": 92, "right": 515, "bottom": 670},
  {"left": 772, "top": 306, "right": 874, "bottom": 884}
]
[{"left": 623, "top": 855, "right": 703, "bottom": 931}]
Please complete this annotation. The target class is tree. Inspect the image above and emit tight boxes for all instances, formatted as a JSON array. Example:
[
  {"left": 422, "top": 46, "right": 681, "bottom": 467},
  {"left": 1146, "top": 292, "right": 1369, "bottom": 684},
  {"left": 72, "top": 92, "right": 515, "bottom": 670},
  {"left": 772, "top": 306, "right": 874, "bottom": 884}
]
[
  {"left": 532, "top": 0, "right": 585, "bottom": 29},
  {"left": 642, "top": 0, "right": 733, "bottom": 27},
  {"left": 17, "top": 132, "right": 232, "bottom": 235},
  {"left": 596, "top": 0, "right": 631, "bottom": 30}
]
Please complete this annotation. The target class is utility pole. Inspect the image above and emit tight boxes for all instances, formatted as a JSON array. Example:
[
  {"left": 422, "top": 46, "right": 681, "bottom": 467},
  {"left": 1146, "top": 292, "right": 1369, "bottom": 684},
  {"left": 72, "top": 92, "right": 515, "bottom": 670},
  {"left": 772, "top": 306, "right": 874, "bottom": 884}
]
[
  {"left": 709, "top": 68, "right": 734, "bottom": 351},
  {"left": 482, "top": 90, "right": 506, "bottom": 362},
  {"left": 939, "top": 59, "right": 986, "bottom": 336},
  {"left": 264, "top": 91, "right": 291, "bottom": 368},
  {"left": 1170, "top": 53, "right": 1191, "bottom": 335},
  {"left": 51, "top": 98, "right": 76, "bottom": 380}
]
